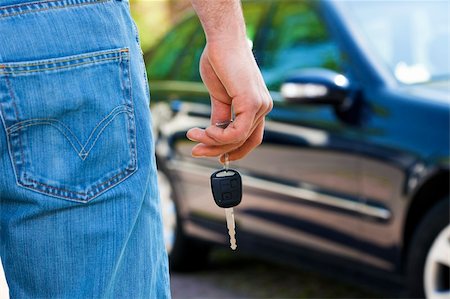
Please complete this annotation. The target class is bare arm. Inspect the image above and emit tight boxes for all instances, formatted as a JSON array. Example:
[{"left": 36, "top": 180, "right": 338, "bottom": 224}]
[
  {"left": 190, "top": 0, "right": 247, "bottom": 44},
  {"left": 187, "top": 0, "right": 273, "bottom": 162}
]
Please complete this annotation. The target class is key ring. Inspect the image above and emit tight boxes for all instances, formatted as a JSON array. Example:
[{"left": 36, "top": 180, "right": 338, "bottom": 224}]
[
  {"left": 215, "top": 120, "right": 233, "bottom": 172},
  {"left": 223, "top": 153, "right": 229, "bottom": 171}
]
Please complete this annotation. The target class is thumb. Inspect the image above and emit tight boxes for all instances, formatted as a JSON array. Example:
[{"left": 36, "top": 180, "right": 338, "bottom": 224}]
[{"left": 210, "top": 96, "right": 232, "bottom": 126}]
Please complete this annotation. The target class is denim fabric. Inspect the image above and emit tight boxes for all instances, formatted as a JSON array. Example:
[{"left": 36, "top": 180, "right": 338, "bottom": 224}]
[{"left": 0, "top": 0, "right": 170, "bottom": 298}]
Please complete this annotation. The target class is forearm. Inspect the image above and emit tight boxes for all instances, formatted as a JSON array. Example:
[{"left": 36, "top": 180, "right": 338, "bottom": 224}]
[{"left": 190, "top": 0, "right": 247, "bottom": 45}]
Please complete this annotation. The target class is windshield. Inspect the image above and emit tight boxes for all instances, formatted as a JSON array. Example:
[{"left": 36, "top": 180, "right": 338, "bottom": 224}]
[{"left": 342, "top": 0, "right": 449, "bottom": 84}]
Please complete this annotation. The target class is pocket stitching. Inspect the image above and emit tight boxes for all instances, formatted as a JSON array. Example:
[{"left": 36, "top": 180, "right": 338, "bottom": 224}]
[
  {"left": 7, "top": 105, "right": 133, "bottom": 160},
  {"left": 8, "top": 119, "right": 83, "bottom": 151},
  {"left": 77, "top": 105, "right": 128, "bottom": 153},
  {"left": 80, "top": 107, "right": 132, "bottom": 159},
  {"left": 9, "top": 120, "right": 83, "bottom": 157},
  {"left": 23, "top": 166, "right": 135, "bottom": 199}
]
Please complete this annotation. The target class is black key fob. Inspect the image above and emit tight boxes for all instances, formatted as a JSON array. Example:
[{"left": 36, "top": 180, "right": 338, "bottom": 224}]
[{"left": 210, "top": 169, "right": 242, "bottom": 208}]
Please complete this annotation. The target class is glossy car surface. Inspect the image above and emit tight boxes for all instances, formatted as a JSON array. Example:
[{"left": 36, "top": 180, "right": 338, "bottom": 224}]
[{"left": 145, "top": 1, "right": 450, "bottom": 297}]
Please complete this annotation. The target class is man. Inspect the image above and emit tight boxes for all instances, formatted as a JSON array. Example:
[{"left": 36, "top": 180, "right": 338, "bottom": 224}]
[{"left": 0, "top": 0, "right": 272, "bottom": 297}]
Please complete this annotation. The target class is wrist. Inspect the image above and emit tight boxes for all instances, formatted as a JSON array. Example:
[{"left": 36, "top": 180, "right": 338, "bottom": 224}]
[
  {"left": 204, "top": 39, "right": 262, "bottom": 98},
  {"left": 206, "top": 36, "right": 253, "bottom": 58},
  {"left": 204, "top": 28, "right": 248, "bottom": 44},
  {"left": 191, "top": 0, "right": 249, "bottom": 47}
]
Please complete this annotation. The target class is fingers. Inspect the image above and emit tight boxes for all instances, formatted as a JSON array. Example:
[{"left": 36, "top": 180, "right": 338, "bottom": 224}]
[
  {"left": 189, "top": 114, "right": 265, "bottom": 158},
  {"left": 187, "top": 111, "right": 262, "bottom": 147},
  {"left": 190, "top": 120, "right": 264, "bottom": 161},
  {"left": 206, "top": 101, "right": 256, "bottom": 145},
  {"left": 187, "top": 105, "right": 268, "bottom": 160},
  {"left": 190, "top": 143, "right": 236, "bottom": 158},
  {"left": 221, "top": 120, "right": 265, "bottom": 162}
]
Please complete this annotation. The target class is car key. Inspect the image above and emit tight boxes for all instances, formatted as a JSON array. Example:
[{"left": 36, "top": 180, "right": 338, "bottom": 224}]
[
  {"left": 210, "top": 165, "right": 242, "bottom": 250},
  {"left": 210, "top": 120, "right": 242, "bottom": 250}
]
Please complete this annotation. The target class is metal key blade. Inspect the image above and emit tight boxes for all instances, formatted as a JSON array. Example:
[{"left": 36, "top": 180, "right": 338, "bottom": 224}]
[{"left": 225, "top": 207, "right": 237, "bottom": 250}]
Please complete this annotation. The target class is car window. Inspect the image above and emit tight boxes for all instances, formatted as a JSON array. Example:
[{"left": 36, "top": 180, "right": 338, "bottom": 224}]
[
  {"left": 147, "top": 16, "right": 200, "bottom": 80},
  {"left": 242, "top": 2, "right": 269, "bottom": 46},
  {"left": 342, "top": 1, "right": 449, "bottom": 84},
  {"left": 173, "top": 25, "right": 205, "bottom": 82},
  {"left": 155, "top": 2, "right": 270, "bottom": 83},
  {"left": 172, "top": 1, "right": 269, "bottom": 82},
  {"left": 260, "top": 1, "right": 342, "bottom": 89}
]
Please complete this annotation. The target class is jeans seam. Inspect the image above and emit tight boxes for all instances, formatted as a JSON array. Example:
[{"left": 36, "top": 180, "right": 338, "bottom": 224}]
[
  {"left": 120, "top": 48, "right": 137, "bottom": 168},
  {"left": 0, "top": 104, "right": 22, "bottom": 186},
  {"left": 0, "top": 0, "right": 111, "bottom": 19},
  {"left": 0, "top": 48, "right": 127, "bottom": 69},
  {"left": 128, "top": 48, "right": 138, "bottom": 168},
  {"left": 3, "top": 72, "right": 27, "bottom": 183}
]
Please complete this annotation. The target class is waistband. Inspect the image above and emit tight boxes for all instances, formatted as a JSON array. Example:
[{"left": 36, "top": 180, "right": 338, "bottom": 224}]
[{"left": 0, "top": 0, "right": 125, "bottom": 18}]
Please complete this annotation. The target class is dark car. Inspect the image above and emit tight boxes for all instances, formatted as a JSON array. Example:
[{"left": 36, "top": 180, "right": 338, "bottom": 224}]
[{"left": 144, "top": 1, "right": 450, "bottom": 297}]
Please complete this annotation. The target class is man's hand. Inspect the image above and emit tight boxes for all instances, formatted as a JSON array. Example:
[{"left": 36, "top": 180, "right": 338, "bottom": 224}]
[{"left": 187, "top": 0, "right": 273, "bottom": 163}]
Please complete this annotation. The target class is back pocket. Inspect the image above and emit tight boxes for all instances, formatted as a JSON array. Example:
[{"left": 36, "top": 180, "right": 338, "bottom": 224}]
[{"left": 0, "top": 47, "right": 137, "bottom": 203}]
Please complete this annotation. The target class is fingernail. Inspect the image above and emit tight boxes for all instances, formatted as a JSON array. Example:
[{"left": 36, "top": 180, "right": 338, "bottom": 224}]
[
  {"left": 191, "top": 150, "right": 204, "bottom": 157},
  {"left": 186, "top": 132, "right": 200, "bottom": 142}
]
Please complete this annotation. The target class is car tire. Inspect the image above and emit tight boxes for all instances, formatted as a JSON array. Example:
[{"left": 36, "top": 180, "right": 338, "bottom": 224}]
[
  {"left": 406, "top": 197, "right": 450, "bottom": 298},
  {"left": 157, "top": 166, "right": 211, "bottom": 272}
]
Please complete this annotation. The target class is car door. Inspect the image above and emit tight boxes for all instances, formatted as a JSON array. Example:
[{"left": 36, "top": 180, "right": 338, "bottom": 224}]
[{"left": 230, "top": 0, "right": 371, "bottom": 264}]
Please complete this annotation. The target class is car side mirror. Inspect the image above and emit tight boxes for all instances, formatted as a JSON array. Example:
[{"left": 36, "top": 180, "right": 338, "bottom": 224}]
[{"left": 280, "top": 69, "right": 351, "bottom": 106}]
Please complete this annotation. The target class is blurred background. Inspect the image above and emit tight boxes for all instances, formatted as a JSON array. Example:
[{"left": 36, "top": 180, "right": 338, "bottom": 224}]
[
  {"left": 130, "top": 0, "right": 191, "bottom": 53},
  {"left": 129, "top": 1, "right": 382, "bottom": 298},
  {"left": 131, "top": 0, "right": 449, "bottom": 298},
  {"left": 1, "top": 1, "right": 448, "bottom": 299}
]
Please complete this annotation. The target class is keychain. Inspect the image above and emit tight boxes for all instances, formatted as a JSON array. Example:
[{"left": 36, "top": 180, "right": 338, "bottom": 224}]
[{"left": 210, "top": 120, "right": 242, "bottom": 250}]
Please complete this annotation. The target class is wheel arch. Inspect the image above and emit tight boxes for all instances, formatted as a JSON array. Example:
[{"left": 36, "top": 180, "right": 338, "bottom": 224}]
[{"left": 401, "top": 168, "right": 449, "bottom": 270}]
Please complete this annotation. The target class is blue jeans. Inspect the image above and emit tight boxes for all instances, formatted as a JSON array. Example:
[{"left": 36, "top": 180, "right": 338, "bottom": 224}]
[{"left": 0, "top": 0, "right": 171, "bottom": 298}]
